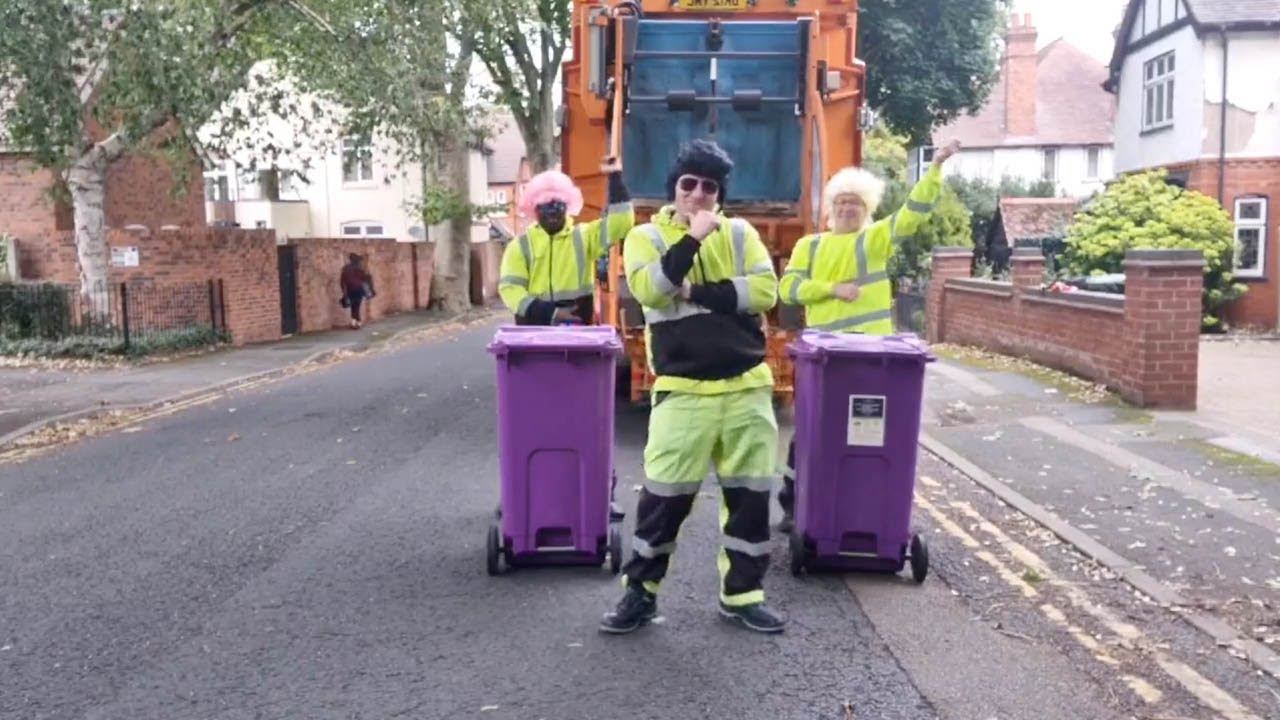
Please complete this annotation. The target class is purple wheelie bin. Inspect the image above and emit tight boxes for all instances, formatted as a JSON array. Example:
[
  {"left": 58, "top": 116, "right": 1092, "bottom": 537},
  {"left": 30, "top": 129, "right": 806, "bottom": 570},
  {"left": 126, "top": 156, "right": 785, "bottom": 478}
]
[
  {"left": 786, "top": 331, "right": 935, "bottom": 582},
  {"left": 485, "top": 325, "right": 624, "bottom": 575}
]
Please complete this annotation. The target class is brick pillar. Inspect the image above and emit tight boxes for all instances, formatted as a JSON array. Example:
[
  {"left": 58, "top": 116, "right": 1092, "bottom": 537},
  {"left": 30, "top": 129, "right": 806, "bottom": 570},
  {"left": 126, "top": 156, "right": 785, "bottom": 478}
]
[
  {"left": 1010, "top": 246, "right": 1046, "bottom": 289},
  {"left": 926, "top": 247, "right": 974, "bottom": 344},
  {"left": 1122, "top": 249, "right": 1204, "bottom": 409}
]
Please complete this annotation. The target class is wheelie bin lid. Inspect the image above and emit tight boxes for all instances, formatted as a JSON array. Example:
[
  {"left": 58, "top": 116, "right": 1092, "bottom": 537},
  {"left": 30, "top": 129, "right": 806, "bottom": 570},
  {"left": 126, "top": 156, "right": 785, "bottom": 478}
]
[
  {"left": 487, "top": 325, "right": 623, "bottom": 356},
  {"left": 787, "top": 331, "right": 936, "bottom": 362}
]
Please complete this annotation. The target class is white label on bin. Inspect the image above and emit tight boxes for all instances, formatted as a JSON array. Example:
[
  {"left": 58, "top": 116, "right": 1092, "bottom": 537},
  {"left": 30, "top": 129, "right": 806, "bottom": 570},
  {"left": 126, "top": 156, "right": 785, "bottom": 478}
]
[{"left": 847, "top": 395, "right": 886, "bottom": 447}]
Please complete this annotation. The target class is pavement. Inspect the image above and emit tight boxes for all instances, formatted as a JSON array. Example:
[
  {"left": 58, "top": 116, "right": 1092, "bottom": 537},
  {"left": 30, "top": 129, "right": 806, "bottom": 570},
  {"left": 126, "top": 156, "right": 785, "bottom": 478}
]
[
  {"left": 2, "top": 321, "right": 1279, "bottom": 719},
  {"left": 0, "top": 309, "right": 478, "bottom": 444}
]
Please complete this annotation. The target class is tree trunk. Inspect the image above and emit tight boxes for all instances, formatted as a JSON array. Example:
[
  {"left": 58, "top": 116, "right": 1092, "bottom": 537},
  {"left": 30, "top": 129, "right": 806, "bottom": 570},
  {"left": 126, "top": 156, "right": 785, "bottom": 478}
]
[
  {"left": 67, "top": 147, "right": 112, "bottom": 314},
  {"left": 524, "top": 99, "right": 559, "bottom": 173},
  {"left": 428, "top": 138, "right": 473, "bottom": 315}
]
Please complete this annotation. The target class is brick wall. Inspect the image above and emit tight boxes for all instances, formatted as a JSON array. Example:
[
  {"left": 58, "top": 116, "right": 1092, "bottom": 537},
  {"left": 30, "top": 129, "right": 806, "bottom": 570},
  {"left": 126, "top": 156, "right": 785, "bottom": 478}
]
[
  {"left": 0, "top": 155, "right": 62, "bottom": 237},
  {"left": 294, "top": 239, "right": 433, "bottom": 333},
  {"left": 1, "top": 145, "right": 204, "bottom": 240},
  {"left": 1004, "top": 14, "right": 1038, "bottom": 137},
  {"left": 1164, "top": 157, "right": 1280, "bottom": 330},
  {"left": 928, "top": 246, "right": 1205, "bottom": 409}
]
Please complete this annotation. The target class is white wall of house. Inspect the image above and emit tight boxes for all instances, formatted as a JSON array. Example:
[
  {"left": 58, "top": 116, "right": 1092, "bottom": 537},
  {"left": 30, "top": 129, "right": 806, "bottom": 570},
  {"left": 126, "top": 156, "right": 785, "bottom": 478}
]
[
  {"left": 1201, "top": 30, "right": 1280, "bottom": 159},
  {"left": 934, "top": 145, "right": 1113, "bottom": 197},
  {"left": 1113, "top": 24, "right": 1205, "bottom": 172}
]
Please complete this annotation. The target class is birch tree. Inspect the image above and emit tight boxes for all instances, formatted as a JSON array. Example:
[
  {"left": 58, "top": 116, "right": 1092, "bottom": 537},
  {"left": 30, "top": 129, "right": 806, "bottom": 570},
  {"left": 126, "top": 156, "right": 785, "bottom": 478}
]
[{"left": 0, "top": 0, "right": 301, "bottom": 298}]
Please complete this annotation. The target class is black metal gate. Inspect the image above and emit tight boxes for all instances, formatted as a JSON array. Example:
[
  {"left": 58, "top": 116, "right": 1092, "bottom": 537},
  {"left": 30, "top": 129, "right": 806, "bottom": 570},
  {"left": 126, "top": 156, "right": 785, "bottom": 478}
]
[{"left": 277, "top": 245, "right": 298, "bottom": 336}]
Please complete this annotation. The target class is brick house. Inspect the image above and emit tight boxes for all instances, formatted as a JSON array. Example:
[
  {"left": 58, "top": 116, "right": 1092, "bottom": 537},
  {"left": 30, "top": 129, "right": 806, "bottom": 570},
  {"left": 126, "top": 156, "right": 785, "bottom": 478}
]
[
  {"left": 484, "top": 112, "right": 532, "bottom": 240},
  {"left": 918, "top": 14, "right": 1117, "bottom": 198},
  {"left": 1104, "top": 0, "right": 1280, "bottom": 331},
  {"left": 0, "top": 147, "right": 206, "bottom": 277}
]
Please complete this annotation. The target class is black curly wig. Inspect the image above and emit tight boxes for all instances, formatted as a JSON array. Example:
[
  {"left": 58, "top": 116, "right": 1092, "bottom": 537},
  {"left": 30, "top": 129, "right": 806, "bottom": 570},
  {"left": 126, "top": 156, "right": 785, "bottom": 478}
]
[{"left": 665, "top": 138, "right": 733, "bottom": 204}]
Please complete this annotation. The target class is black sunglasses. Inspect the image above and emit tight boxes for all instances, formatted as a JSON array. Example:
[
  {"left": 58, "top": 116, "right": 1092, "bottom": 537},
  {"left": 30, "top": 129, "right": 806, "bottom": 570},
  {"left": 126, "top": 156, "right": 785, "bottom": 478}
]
[{"left": 677, "top": 176, "right": 720, "bottom": 195}]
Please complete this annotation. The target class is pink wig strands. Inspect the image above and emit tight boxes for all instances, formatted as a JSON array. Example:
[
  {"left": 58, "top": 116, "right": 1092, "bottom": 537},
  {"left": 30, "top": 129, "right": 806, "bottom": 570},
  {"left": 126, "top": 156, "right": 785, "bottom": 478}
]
[{"left": 518, "top": 170, "right": 584, "bottom": 217}]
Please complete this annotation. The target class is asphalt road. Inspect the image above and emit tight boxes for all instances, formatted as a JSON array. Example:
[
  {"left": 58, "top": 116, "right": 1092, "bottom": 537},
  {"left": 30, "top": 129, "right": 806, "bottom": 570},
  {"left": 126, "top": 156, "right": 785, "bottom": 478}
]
[{"left": 6, "top": 320, "right": 1265, "bottom": 720}]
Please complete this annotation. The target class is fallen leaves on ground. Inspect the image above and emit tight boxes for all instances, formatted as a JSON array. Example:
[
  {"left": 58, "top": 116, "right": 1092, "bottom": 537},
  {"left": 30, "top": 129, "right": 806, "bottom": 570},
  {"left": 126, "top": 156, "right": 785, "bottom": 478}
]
[{"left": 932, "top": 343, "right": 1113, "bottom": 404}]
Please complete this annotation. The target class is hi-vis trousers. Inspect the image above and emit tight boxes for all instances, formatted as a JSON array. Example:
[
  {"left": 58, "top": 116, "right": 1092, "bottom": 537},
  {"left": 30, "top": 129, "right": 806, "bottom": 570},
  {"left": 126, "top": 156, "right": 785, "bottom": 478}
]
[{"left": 621, "top": 387, "right": 778, "bottom": 606}]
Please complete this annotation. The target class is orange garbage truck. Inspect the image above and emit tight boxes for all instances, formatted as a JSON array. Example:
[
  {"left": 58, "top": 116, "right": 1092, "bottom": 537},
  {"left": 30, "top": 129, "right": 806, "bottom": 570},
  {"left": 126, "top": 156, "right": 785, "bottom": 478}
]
[{"left": 561, "top": 0, "right": 871, "bottom": 404}]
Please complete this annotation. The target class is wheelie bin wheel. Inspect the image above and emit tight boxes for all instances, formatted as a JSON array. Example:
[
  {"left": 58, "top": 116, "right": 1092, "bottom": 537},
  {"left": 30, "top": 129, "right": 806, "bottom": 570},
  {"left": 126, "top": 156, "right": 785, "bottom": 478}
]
[
  {"left": 788, "top": 530, "right": 806, "bottom": 577},
  {"left": 486, "top": 524, "right": 502, "bottom": 576},
  {"left": 608, "top": 525, "right": 623, "bottom": 575},
  {"left": 909, "top": 533, "right": 928, "bottom": 583}
]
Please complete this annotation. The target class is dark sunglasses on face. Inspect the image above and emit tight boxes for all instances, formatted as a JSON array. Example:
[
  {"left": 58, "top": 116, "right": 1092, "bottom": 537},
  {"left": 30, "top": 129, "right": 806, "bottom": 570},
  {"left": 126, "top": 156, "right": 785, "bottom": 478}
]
[
  {"left": 536, "top": 200, "right": 567, "bottom": 215},
  {"left": 677, "top": 176, "right": 720, "bottom": 196}
]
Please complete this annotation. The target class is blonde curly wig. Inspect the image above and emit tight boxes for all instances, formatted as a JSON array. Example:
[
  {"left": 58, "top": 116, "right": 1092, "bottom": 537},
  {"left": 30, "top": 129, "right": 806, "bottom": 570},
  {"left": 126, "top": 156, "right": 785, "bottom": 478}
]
[{"left": 822, "top": 167, "right": 885, "bottom": 231}]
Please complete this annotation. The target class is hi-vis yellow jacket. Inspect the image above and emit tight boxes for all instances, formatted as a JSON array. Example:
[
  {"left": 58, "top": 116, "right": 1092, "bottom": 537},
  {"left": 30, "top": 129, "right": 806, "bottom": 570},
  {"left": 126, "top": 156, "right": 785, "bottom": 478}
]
[
  {"left": 498, "top": 200, "right": 635, "bottom": 323},
  {"left": 780, "top": 164, "right": 943, "bottom": 335},
  {"left": 623, "top": 206, "right": 778, "bottom": 395}
]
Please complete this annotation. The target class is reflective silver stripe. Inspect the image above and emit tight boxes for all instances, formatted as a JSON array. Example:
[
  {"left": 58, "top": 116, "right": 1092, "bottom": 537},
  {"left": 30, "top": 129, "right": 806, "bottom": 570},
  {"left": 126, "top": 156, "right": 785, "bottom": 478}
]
[
  {"left": 809, "top": 234, "right": 823, "bottom": 261},
  {"left": 516, "top": 295, "right": 535, "bottom": 316},
  {"left": 607, "top": 201, "right": 633, "bottom": 215},
  {"left": 862, "top": 270, "right": 888, "bottom": 284},
  {"left": 644, "top": 302, "right": 711, "bottom": 325},
  {"left": 626, "top": 261, "right": 648, "bottom": 275},
  {"left": 643, "top": 478, "right": 703, "bottom": 497},
  {"left": 722, "top": 535, "right": 772, "bottom": 557},
  {"left": 890, "top": 209, "right": 901, "bottom": 242},
  {"left": 854, "top": 230, "right": 869, "bottom": 283},
  {"left": 642, "top": 224, "right": 668, "bottom": 254},
  {"left": 633, "top": 537, "right": 677, "bottom": 558},
  {"left": 732, "top": 277, "right": 751, "bottom": 312},
  {"left": 730, "top": 218, "right": 746, "bottom": 276},
  {"left": 812, "top": 308, "right": 893, "bottom": 332},
  {"left": 720, "top": 475, "right": 774, "bottom": 492},
  {"left": 908, "top": 198, "right": 939, "bottom": 214},
  {"left": 781, "top": 466, "right": 795, "bottom": 480},
  {"left": 499, "top": 274, "right": 528, "bottom": 288},
  {"left": 518, "top": 234, "right": 532, "bottom": 268},
  {"left": 572, "top": 226, "right": 586, "bottom": 286},
  {"left": 648, "top": 260, "right": 677, "bottom": 295},
  {"left": 787, "top": 273, "right": 803, "bottom": 304},
  {"left": 782, "top": 268, "right": 810, "bottom": 279},
  {"left": 748, "top": 261, "right": 773, "bottom": 275},
  {"left": 600, "top": 213, "right": 609, "bottom": 253}
]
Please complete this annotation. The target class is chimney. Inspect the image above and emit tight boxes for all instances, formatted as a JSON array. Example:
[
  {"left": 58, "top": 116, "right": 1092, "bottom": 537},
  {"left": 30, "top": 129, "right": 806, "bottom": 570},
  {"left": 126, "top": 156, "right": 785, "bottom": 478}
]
[{"left": 1004, "top": 12, "right": 1038, "bottom": 137}]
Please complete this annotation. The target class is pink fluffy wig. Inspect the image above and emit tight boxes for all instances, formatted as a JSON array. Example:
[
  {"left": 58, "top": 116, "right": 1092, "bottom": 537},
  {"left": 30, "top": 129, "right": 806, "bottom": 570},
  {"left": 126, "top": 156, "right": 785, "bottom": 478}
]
[{"left": 518, "top": 170, "right": 584, "bottom": 217}]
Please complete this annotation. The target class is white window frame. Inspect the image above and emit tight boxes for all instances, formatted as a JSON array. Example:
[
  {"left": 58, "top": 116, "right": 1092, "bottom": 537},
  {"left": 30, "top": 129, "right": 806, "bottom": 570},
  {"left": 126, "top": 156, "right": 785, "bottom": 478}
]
[
  {"left": 1086, "top": 147, "right": 1101, "bottom": 179},
  {"left": 1142, "top": 52, "right": 1175, "bottom": 132},
  {"left": 341, "top": 137, "right": 374, "bottom": 184},
  {"left": 340, "top": 221, "right": 388, "bottom": 238},
  {"left": 1233, "top": 197, "right": 1268, "bottom": 278}
]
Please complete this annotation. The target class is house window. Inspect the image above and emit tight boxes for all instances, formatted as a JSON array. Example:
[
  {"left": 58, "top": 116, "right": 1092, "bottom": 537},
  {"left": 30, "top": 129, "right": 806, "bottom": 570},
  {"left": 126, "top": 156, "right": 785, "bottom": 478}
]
[
  {"left": 340, "top": 221, "right": 387, "bottom": 237},
  {"left": 1234, "top": 197, "right": 1268, "bottom": 278},
  {"left": 204, "top": 173, "right": 230, "bottom": 202},
  {"left": 1087, "top": 147, "right": 1100, "bottom": 178},
  {"left": 1041, "top": 148, "right": 1058, "bottom": 182},
  {"left": 1143, "top": 52, "right": 1175, "bottom": 131},
  {"left": 342, "top": 137, "right": 374, "bottom": 183}
]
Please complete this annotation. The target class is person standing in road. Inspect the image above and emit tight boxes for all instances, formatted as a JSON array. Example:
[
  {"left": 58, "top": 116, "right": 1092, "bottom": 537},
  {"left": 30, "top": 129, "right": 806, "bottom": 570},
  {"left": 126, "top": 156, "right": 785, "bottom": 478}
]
[
  {"left": 600, "top": 139, "right": 785, "bottom": 635},
  {"left": 774, "top": 139, "right": 962, "bottom": 532},
  {"left": 498, "top": 157, "right": 635, "bottom": 326}
]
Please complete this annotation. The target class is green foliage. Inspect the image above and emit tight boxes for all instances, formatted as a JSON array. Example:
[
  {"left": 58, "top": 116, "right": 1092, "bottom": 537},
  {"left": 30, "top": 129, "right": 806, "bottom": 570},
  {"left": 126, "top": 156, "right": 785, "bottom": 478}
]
[
  {"left": 0, "top": 282, "right": 74, "bottom": 340},
  {"left": 862, "top": 124, "right": 910, "bottom": 184},
  {"left": 859, "top": 0, "right": 1009, "bottom": 145},
  {"left": 876, "top": 183, "right": 974, "bottom": 288},
  {"left": 1061, "top": 169, "right": 1245, "bottom": 330}
]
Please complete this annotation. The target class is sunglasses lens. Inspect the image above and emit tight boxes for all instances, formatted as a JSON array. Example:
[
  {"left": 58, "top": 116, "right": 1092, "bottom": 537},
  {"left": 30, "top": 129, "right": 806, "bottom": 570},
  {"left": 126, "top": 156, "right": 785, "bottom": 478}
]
[
  {"left": 701, "top": 179, "right": 719, "bottom": 195},
  {"left": 678, "top": 177, "right": 698, "bottom": 192},
  {"left": 678, "top": 177, "right": 719, "bottom": 195}
]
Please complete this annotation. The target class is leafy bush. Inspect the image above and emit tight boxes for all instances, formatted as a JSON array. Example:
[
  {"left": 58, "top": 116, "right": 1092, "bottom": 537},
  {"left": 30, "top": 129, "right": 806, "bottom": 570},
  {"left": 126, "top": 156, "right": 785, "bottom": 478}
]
[
  {"left": 1060, "top": 169, "right": 1244, "bottom": 331},
  {"left": 876, "top": 181, "right": 974, "bottom": 288},
  {"left": 0, "top": 282, "right": 74, "bottom": 340}
]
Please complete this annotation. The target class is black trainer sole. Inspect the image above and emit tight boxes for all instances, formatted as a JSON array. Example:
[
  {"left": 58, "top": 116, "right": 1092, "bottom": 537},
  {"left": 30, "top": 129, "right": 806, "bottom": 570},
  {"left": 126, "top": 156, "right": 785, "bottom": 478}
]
[
  {"left": 718, "top": 607, "right": 786, "bottom": 634},
  {"left": 598, "top": 614, "right": 655, "bottom": 635}
]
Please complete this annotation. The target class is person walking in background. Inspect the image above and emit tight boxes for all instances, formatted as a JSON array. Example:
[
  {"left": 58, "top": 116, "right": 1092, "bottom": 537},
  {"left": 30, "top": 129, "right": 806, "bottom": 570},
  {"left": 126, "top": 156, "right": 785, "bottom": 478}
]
[{"left": 340, "top": 253, "right": 372, "bottom": 329}]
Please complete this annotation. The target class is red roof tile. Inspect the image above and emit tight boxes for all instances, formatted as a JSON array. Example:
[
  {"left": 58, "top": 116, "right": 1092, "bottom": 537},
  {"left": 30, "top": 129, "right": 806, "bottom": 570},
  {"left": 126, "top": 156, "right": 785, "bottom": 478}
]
[{"left": 998, "top": 197, "right": 1082, "bottom": 241}]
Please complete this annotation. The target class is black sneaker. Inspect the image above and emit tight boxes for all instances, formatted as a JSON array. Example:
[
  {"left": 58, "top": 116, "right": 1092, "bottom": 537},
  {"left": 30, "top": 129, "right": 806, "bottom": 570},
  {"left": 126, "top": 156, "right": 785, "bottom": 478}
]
[
  {"left": 719, "top": 602, "right": 787, "bottom": 634},
  {"left": 600, "top": 585, "right": 657, "bottom": 635}
]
